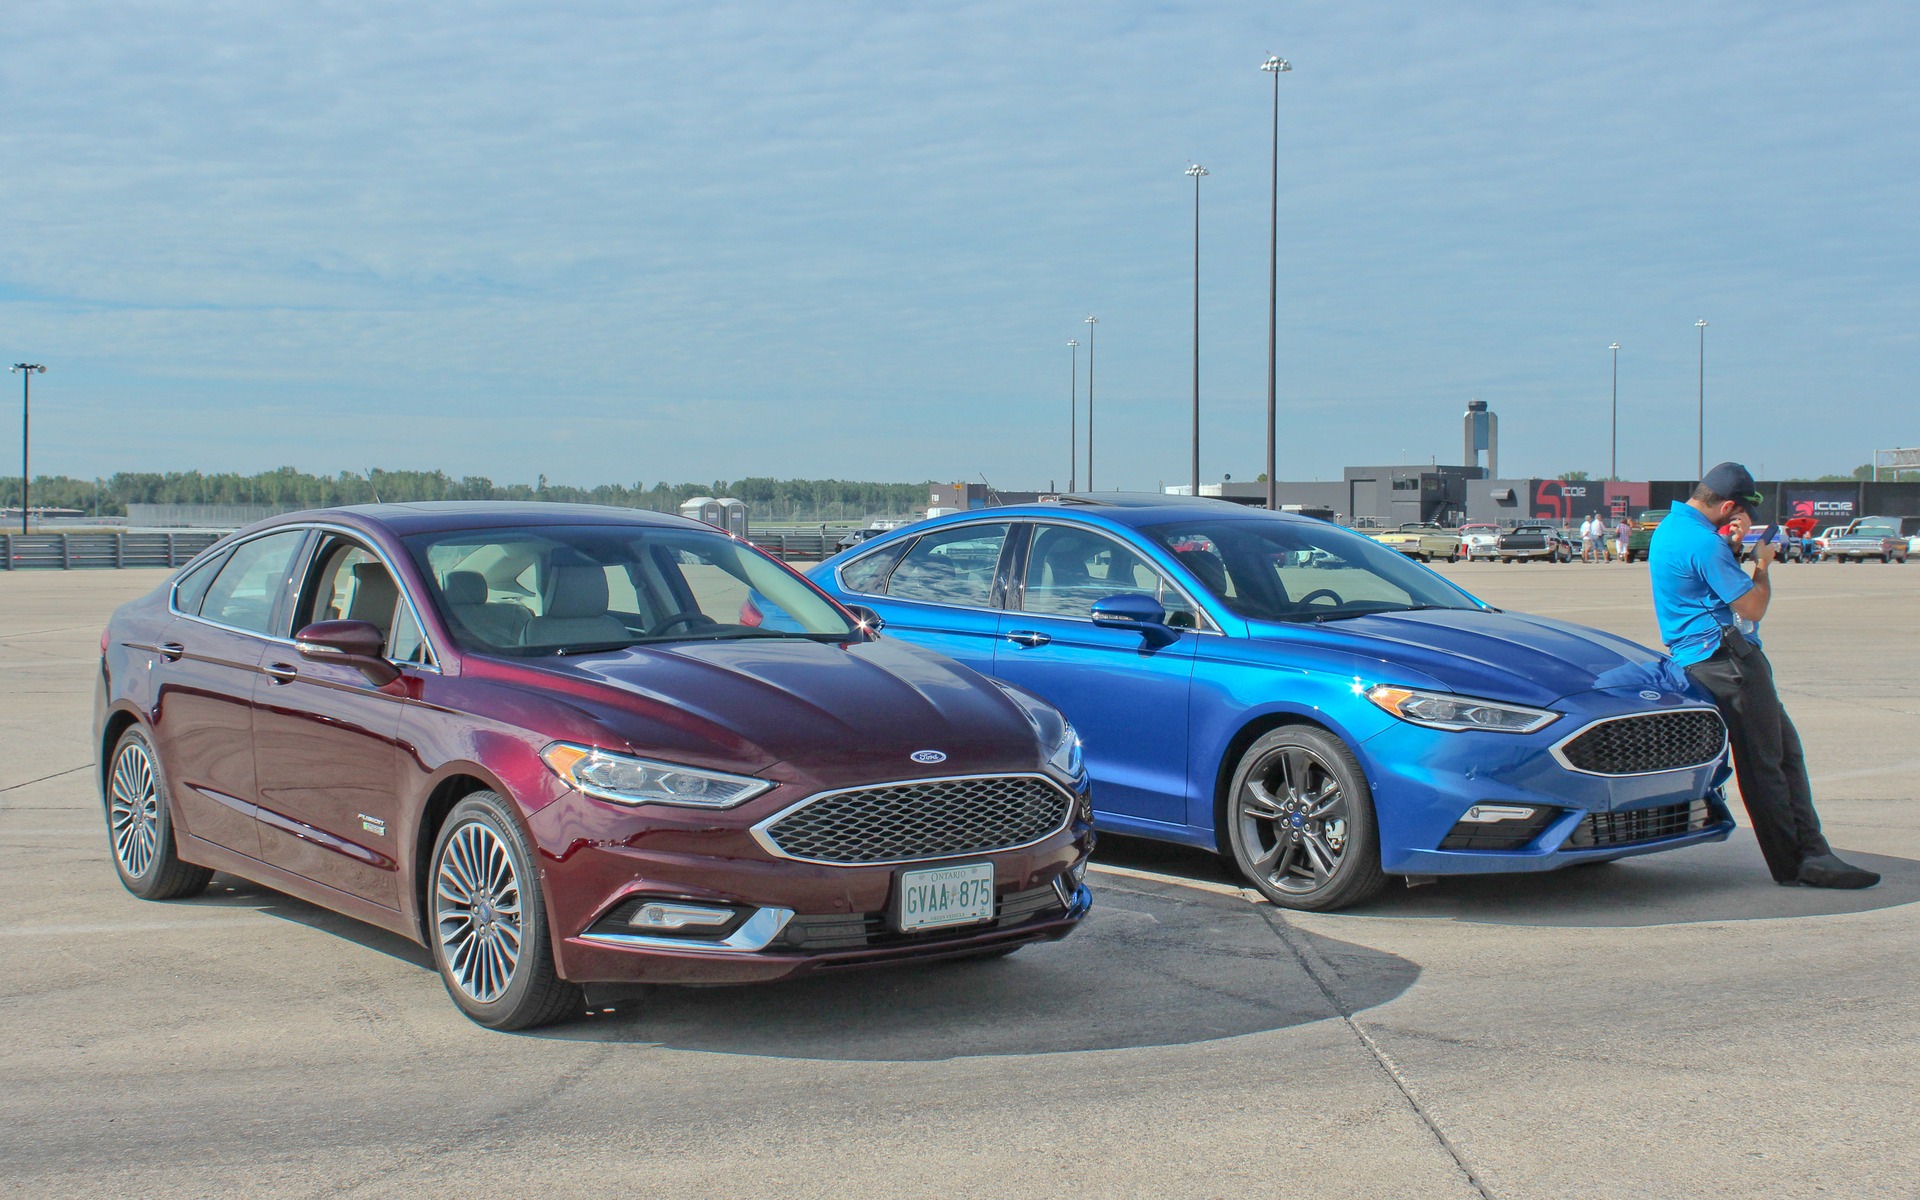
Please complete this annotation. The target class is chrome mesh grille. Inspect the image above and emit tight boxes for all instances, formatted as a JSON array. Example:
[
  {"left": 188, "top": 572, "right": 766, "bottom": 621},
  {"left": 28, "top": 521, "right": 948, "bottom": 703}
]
[
  {"left": 759, "top": 775, "right": 1074, "bottom": 865},
  {"left": 1559, "top": 710, "right": 1725, "bottom": 775}
]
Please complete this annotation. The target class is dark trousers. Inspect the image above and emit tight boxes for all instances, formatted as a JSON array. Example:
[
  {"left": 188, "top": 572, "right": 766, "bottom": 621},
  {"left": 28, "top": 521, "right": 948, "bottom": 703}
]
[{"left": 1685, "top": 631, "right": 1830, "bottom": 881}]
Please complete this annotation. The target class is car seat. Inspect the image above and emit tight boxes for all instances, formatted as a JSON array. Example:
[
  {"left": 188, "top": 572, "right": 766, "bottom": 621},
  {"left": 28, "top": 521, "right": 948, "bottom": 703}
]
[{"left": 522, "top": 556, "right": 629, "bottom": 647}]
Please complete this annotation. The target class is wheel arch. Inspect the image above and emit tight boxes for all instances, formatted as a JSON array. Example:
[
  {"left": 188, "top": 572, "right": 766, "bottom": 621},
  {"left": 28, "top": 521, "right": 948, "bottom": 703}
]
[
  {"left": 98, "top": 705, "right": 146, "bottom": 808},
  {"left": 1208, "top": 709, "right": 1351, "bottom": 858},
  {"left": 411, "top": 766, "right": 515, "bottom": 944}
]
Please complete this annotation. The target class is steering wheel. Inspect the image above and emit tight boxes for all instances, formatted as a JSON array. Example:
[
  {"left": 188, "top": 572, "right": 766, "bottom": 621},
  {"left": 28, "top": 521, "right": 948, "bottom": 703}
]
[
  {"left": 1298, "top": 588, "right": 1344, "bottom": 608},
  {"left": 643, "top": 610, "right": 719, "bottom": 637}
]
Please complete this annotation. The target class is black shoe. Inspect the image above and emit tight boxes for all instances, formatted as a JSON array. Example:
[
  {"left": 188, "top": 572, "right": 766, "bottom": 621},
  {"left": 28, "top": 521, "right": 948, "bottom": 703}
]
[{"left": 1796, "top": 853, "right": 1880, "bottom": 890}]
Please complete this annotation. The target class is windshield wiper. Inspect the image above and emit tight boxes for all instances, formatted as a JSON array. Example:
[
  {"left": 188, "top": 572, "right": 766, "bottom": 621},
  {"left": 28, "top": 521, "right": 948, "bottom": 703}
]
[{"left": 551, "top": 640, "right": 641, "bottom": 656}]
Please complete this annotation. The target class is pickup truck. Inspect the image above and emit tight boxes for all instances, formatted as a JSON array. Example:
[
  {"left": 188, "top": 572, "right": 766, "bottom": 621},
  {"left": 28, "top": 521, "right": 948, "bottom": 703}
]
[
  {"left": 1496, "top": 523, "right": 1572, "bottom": 563},
  {"left": 1368, "top": 523, "right": 1462, "bottom": 563},
  {"left": 1820, "top": 518, "right": 1911, "bottom": 564}
]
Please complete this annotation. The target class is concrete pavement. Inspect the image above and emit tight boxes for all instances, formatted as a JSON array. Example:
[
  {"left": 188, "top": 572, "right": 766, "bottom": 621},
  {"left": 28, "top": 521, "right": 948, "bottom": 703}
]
[{"left": 1, "top": 561, "right": 1914, "bottom": 1198}]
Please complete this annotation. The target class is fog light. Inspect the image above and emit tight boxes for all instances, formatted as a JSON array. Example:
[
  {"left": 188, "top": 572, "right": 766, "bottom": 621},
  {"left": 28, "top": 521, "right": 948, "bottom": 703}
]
[
  {"left": 629, "top": 902, "right": 736, "bottom": 932},
  {"left": 1461, "top": 804, "right": 1537, "bottom": 824}
]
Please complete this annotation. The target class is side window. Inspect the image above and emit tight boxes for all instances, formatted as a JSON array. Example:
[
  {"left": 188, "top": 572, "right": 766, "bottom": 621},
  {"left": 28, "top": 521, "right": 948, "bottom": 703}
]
[
  {"left": 839, "top": 541, "right": 908, "bottom": 595},
  {"left": 172, "top": 549, "right": 231, "bottom": 615},
  {"left": 1022, "top": 526, "right": 1190, "bottom": 622},
  {"left": 388, "top": 603, "right": 431, "bottom": 665},
  {"left": 199, "top": 531, "right": 307, "bottom": 635},
  {"left": 883, "top": 524, "right": 1009, "bottom": 609},
  {"left": 300, "top": 541, "right": 401, "bottom": 647}
]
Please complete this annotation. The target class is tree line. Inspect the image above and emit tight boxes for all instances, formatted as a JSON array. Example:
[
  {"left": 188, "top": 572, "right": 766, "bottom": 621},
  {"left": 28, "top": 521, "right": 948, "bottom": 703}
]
[{"left": 0, "top": 468, "right": 936, "bottom": 523}]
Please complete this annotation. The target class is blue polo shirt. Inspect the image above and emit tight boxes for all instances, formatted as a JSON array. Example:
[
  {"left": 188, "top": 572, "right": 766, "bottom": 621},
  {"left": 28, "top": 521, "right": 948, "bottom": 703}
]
[{"left": 1649, "top": 504, "right": 1757, "bottom": 666}]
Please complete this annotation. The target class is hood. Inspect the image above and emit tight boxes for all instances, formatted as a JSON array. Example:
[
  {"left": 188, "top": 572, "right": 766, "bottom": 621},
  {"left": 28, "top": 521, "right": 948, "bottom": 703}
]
[
  {"left": 538, "top": 636, "right": 1039, "bottom": 771},
  {"left": 1247, "top": 609, "right": 1663, "bottom": 707}
]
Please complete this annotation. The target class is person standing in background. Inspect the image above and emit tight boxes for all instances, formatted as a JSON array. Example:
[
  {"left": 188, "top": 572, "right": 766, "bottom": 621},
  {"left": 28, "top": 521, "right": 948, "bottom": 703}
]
[
  {"left": 1648, "top": 462, "right": 1878, "bottom": 889},
  {"left": 1615, "top": 515, "right": 1631, "bottom": 563}
]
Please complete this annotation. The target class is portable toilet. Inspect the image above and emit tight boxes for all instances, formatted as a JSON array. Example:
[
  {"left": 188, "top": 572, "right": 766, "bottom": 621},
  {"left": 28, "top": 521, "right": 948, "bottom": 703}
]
[
  {"left": 678, "top": 496, "right": 723, "bottom": 529},
  {"left": 717, "top": 498, "right": 749, "bottom": 538}
]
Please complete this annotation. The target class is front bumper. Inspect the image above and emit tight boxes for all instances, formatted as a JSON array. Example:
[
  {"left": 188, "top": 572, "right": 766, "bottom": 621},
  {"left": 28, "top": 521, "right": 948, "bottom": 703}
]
[
  {"left": 1358, "top": 707, "right": 1734, "bottom": 875},
  {"left": 525, "top": 775, "right": 1095, "bottom": 985}
]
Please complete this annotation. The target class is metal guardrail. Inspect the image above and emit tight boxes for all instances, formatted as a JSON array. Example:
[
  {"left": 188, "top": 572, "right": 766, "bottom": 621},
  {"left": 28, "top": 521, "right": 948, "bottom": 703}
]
[
  {"left": 1, "top": 532, "right": 223, "bottom": 570},
  {"left": 748, "top": 531, "right": 838, "bottom": 561}
]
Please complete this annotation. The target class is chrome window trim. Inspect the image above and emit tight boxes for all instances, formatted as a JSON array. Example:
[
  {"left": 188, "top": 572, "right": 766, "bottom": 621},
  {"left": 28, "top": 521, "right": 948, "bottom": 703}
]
[
  {"left": 749, "top": 771, "right": 1078, "bottom": 867},
  {"left": 169, "top": 522, "right": 443, "bottom": 675},
  {"left": 1547, "top": 707, "right": 1729, "bottom": 778},
  {"left": 578, "top": 906, "right": 794, "bottom": 954}
]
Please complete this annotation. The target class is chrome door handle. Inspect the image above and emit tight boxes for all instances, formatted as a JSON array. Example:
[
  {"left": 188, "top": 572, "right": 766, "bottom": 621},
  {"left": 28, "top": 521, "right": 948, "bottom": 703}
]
[
  {"left": 262, "top": 662, "right": 298, "bottom": 684},
  {"left": 159, "top": 642, "right": 186, "bottom": 662},
  {"left": 1005, "top": 630, "right": 1051, "bottom": 648}
]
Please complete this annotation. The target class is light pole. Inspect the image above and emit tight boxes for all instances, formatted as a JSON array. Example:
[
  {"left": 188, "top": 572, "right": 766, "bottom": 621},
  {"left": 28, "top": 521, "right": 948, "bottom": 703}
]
[
  {"left": 1609, "top": 342, "right": 1620, "bottom": 481},
  {"left": 1084, "top": 315, "right": 1099, "bottom": 490},
  {"left": 11, "top": 364, "right": 45, "bottom": 534},
  {"left": 1261, "top": 54, "right": 1290, "bottom": 510},
  {"left": 1695, "top": 319, "right": 1707, "bottom": 479},
  {"left": 1186, "top": 163, "right": 1208, "bottom": 496},
  {"left": 1066, "top": 339, "right": 1080, "bottom": 493}
]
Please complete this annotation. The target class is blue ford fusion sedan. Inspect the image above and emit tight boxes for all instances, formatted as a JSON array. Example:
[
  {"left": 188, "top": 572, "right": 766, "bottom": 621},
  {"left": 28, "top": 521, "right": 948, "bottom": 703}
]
[{"left": 811, "top": 496, "right": 1734, "bottom": 910}]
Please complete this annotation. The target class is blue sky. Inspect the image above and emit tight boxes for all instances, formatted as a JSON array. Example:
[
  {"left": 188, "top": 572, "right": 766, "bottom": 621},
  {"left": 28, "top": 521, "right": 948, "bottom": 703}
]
[{"left": 5, "top": 1, "right": 1916, "bottom": 489}]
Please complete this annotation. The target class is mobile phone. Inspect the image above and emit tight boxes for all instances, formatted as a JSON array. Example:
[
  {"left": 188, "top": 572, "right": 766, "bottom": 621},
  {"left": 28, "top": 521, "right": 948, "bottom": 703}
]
[{"left": 1759, "top": 523, "right": 1779, "bottom": 543}]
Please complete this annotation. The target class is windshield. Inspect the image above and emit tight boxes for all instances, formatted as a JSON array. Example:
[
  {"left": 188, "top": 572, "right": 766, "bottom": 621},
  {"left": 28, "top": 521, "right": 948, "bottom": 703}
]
[
  {"left": 404, "top": 523, "right": 855, "bottom": 655},
  {"left": 1143, "top": 518, "right": 1482, "bottom": 623}
]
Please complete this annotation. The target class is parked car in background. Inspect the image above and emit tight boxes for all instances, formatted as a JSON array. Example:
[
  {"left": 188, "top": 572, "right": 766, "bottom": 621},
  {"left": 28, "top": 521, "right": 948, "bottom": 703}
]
[
  {"left": 95, "top": 503, "right": 1092, "bottom": 1030},
  {"left": 812, "top": 496, "right": 1734, "bottom": 912},
  {"left": 834, "top": 519, "right": 912, "bottom": 551},
  {"left": 1458, "top": 524, "right": 1499, "bottom": 561},
  {"left": 1497, "top": 523, "right": 1573, "bottom": 563},
  {"left": 1821, "top": 517, "right": 1910, "bottom": 563},
  {"left": 1624, "top": 510, "right": 1670, "bottom": 563},
  {"left": 1369, "top": 523, "right": 1462, "bottom": 563},
  {"left": 1736, "top": 523, "right": 1802, "bottom": 563}
]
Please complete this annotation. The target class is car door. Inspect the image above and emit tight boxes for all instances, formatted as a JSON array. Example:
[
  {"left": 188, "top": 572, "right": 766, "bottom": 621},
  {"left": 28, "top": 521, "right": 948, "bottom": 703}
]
[
  {"left": 152, "top": 528, "right": 312, "bottom": 856},
  {"left": 992, "top": 523, "right": 1198, "bottom": 829},
  {"left": 249, "top": 533, "right": 420, "bottom": 909},
  {"left": 841, "top": 521, "right": 1014, "bottom": 674}
]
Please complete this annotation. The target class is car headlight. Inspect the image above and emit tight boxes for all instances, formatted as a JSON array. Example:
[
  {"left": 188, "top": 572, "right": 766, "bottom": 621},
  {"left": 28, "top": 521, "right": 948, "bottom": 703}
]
[
  {"left": 541, "top": 743, "right": 773, "bottom": 809},
  {"left": 992, "top": 681, "right": 1085, "bottom": 779},
  {"left": 1366, "top": 685, "right": 1559, "bottom": 734}
]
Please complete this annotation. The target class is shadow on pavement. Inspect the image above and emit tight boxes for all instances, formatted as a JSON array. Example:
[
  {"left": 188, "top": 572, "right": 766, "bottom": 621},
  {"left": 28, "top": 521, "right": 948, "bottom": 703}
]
[
  {"left": 191, "top": 874, "right": 434, "bottom": 968},
  {"left": 535, "top": 874, "right": 1419, "bottom": 1059},
  {"left": 1094, "top": 830, "right": 1920, "bottom": 929}
]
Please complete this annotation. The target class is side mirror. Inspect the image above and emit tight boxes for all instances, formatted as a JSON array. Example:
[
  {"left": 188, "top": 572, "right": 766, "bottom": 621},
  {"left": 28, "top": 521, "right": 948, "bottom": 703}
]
[
  {"left": 294, "top": 619, "right": 401, "bottom": 686},
  {"left": 844, "top": 604, "right": 885, "bottom": 637},
  {"left": 1090, "top": 593, "right": 1177, "bottom": 644}
]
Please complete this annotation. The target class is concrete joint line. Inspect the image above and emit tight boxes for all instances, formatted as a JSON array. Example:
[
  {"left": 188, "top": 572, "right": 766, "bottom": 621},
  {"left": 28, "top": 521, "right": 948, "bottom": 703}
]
[
  {"left": 0, "top": 763, "right": 90, "bottom": 795},
  {"left": 1259, "top": 906, "right": 1498, "bottom": 1200}
]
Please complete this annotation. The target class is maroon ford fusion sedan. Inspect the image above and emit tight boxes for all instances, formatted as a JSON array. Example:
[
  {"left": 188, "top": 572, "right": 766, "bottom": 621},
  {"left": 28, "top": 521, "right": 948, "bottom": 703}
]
[{"left": 94, "top": 503, "right": 1093, "bottom": 1029}]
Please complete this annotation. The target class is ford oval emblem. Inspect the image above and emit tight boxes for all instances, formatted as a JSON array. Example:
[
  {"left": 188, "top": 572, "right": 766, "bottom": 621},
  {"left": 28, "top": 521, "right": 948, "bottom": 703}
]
[
  {"left": 911, "top": 749, "right": 948, "bottom": 764},
  {"left": 1639, "top": 690, "right": 1662, "bottom": 701}
]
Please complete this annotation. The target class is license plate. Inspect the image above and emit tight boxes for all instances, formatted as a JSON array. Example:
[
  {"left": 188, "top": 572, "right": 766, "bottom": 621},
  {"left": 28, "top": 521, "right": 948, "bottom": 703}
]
[{"left": 896, "top": 862, "right": 996, "bottom": 932}]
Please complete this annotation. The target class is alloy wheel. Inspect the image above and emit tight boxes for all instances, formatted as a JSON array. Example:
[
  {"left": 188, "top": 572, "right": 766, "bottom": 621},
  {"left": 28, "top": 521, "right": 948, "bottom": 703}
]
[
  {"left": 108, "top": 740, "right": 162, "bottom": 880},
  {"left": 1236, "top": 746, "right": 1350, "bottom": 895},
  {"left": 434, "top": 820, "right": 524, "bottom": 1004}
]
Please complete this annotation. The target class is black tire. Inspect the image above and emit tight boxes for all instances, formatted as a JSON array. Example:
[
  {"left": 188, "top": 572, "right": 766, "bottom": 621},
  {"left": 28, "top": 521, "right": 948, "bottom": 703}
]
[
  {"left": 105, "top": 727, "right": 213, "bottom": 901},
  {"left": 428, "top": 792, "right": 583, "bottom": 1031},
  {"left": 1224, "top": 726, "right": 1386, "bottom": 912}
]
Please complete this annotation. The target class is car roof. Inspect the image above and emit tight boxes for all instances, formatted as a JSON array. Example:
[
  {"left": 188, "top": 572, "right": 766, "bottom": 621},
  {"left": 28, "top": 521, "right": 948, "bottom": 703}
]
[
  {"left": 981, "top": 493, "right": 1324, "bottom": 530},
  {"left": 249, "top": 501, "right": 702, "bottom": 537}
]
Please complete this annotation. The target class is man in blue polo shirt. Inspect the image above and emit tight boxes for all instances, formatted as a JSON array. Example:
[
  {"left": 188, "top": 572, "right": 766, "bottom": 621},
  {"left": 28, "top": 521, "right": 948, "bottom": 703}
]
[{"left": 1650, "top": 462, "right": 1877, "bottom": 889}]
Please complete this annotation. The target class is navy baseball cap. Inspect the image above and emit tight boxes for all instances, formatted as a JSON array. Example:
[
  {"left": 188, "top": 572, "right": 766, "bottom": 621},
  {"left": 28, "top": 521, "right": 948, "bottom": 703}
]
[{"left": 1701, "top": 461, "right": 1763, "bottom": 514}]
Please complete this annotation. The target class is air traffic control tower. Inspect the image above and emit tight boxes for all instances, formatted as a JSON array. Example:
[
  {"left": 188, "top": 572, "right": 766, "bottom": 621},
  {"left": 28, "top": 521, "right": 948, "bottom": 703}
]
[{"left": 1463, "top": 399, "right": 1498, "bottom": 478}]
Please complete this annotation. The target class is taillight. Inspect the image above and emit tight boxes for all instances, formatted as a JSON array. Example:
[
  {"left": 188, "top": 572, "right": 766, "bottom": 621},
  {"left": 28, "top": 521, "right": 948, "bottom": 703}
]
[
  {"left": 100, "top": 627, "right": 111, "bottom": 656},
  {"left": 737, "top": 597, "right": 764, "bottom": 628}
]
